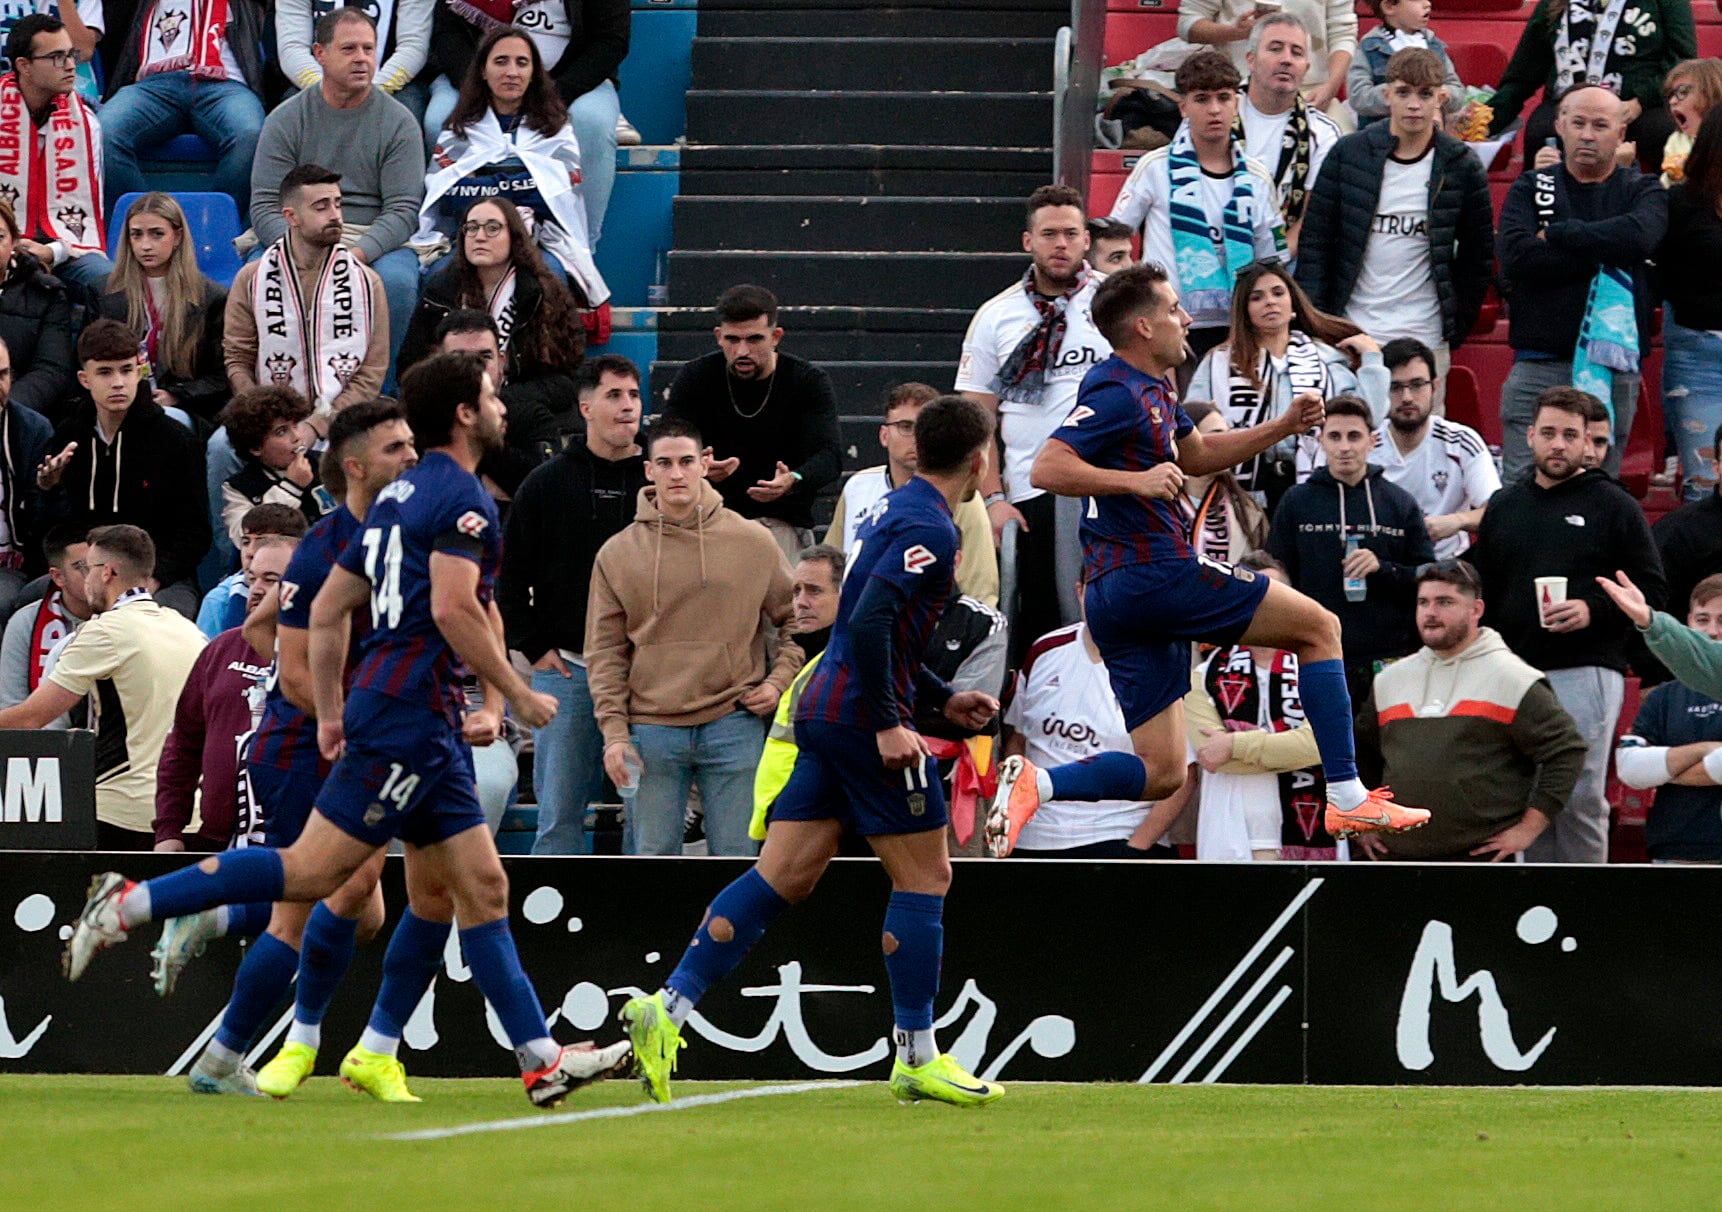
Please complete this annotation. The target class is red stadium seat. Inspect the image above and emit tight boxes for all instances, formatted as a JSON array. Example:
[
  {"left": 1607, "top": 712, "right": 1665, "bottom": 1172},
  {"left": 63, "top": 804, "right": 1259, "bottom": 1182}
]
[
  {"left": 1449, "top": 41, "right": 1509, "bottom": 88},
  {"left": 1619, "top": 379, "right": 1661, "bottom": 498},
  {"left": 1431, "top": 0, "right": 1525, "bottom": 12},
  {"left": 1108, "top": 0, "right": 1179, "bottom": 10},
  {"left": 1103, "top": 12, "right": 1183, "bottom": 63},
  {"left": 1443, "top": 364, "right": 1499, "bottom": 445}
]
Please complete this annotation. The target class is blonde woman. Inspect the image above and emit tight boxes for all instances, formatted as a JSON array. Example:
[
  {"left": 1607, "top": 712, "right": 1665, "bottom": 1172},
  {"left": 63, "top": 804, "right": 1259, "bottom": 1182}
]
[{"left": 96, "top": 192, "right": 229, "bottom": 429}]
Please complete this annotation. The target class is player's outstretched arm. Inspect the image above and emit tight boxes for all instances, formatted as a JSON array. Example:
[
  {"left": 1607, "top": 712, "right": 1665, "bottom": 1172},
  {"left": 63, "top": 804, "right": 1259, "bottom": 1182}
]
[
  {"left": 428, "top": 553, "right": 557, "bottom": 729},
  {"left": 308, "top": 565, "right": 368, "bottom": 756},
  {"left": 1177, "top": 390, "right": 1325, "bottom": 477}
]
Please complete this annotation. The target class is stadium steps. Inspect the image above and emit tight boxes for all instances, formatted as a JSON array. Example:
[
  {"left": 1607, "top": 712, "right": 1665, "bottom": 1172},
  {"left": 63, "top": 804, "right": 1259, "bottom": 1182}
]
[{"left": 664, "top": 0, "right": 1059, "bottom": 525}]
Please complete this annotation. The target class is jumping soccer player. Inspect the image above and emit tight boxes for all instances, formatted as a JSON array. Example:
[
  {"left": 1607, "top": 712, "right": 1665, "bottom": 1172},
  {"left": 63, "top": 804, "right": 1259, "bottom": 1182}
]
[
  {"left": 620, "top": 394, "right": 1004, "bottom": 1107},
  {"left": 155, "top": 401, "right": 420, "bottom": 1097},
  {"left": 64, "top": 353, "right": 630, "bottom": 1108},
  {"left": 989, "top": 262, "right": 1428, "bottom": 850}
]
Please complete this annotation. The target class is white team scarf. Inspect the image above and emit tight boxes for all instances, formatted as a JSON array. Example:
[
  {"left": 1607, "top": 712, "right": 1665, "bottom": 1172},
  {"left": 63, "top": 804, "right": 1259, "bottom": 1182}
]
[
  {"left": 0, "top": 73, "right": 102, "bottom": 255},
  {"left": 413, "top": 108, "right": 610, "bottom": 305},
  {"left": 252, "top": 237, "right": 370, "bottom": 410},
  {"left": 487, "top": 266, "right": 518, "bottom": 354},
  {"left": 1223, "top": 331, "right": 1332, "bottom": 493},
  {"left": 138, "top": 0, "right": 233, "bottom": 81},
  {"left": 1553, "top": 0, "right": 1630, "bottom": 95}
]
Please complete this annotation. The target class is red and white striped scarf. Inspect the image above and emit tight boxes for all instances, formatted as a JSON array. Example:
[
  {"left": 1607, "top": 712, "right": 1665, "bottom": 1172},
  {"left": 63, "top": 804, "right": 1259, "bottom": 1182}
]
[
  {"left": 138, "top": 0, "right": 232, "bottom": 81},
  {"left": 0, "top": 74, "right": 103, "bottom": 256}
]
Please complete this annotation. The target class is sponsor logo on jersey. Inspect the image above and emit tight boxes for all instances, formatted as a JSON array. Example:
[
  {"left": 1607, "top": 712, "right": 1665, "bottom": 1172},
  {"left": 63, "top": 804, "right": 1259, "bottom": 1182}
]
[
  {"left": 903, "top": 544, "right": 937, "bottom": 574},
  {"left": 277, "top": 581, "right": 299, "bottom": 613},
  {"left": 1062, "top": 405, "right": 1095, "bottom": 427},
  {"left": 456, "top": 510, "right": 489, "bottom": 538}
]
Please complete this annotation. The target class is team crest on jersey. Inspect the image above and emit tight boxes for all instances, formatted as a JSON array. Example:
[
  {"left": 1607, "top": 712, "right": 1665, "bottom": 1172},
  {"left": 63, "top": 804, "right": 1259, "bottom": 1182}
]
[
  {"left": 908, "top": 792, "right": 926, "bottom": 817},
  {"left": 1149, "top": 406, "right": 1163, "bottom": 424},
  {"left": 277, "top": 581, "right": 299, "bottom": 613},
  {"left": 1061, "top": 405, "right": 1095, "bottom": 428},
  {"left": 1432, "top": 469, "right": 1450, "bottom": 492},
  {"left": 902, "top": 544, "right": 937, "bottom": 574},
  {"left": 456, "top": 510, "right": 489, "bottom": 538}
]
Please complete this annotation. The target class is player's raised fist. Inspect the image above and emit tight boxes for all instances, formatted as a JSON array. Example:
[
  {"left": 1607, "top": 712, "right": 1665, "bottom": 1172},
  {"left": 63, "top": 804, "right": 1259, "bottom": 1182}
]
[
  {"left": 514, "top": 689, "right": 559, "bottom": 729},
  {"left": 943, "top": 690, "right": 999, "bottom": 731},
  {"left": 1133, "top": 462, "right": 1184, "bottom": 500},
  {"left": 1286, "top": 390, "right": 1325, "bottom": 433}
]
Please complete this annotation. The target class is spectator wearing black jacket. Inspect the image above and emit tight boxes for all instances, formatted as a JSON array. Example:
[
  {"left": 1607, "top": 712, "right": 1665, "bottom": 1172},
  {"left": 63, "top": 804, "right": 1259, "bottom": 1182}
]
[
  {"left": 0, "top": 202, "right": 73, "bottom": 423},
  {"left": 1653, "top": 431, "right": 1722, "bottom": 633},
  {"left": 1472, "top": 387, "right": 1668, "bottom": 863},
  {"left": 1294, "top": 48, "right": 1492, "bottom": 402},
  {"left": 497, "top": 353, "right": 646, "bottom": 854},
  {"left": 0, "top": 335, "right": 52, "bottom": 611},
  {"left": 662, "top": 284, "right": 842, "bottom": 560},
  {"left": 424, "top": 308, "right": 563, "bottom": 499},
  {"left": 423, "top": 0, "right": 629, "bottom": 241},
  {"left": 1268, "top": 395, "right": 1434, "bottom": 704},
  {"left": 1496, "top": 84, "right": 1667, "bottom": 483},
  {"left": 36, "top": 320, "right": 210, "bottom": 619}
]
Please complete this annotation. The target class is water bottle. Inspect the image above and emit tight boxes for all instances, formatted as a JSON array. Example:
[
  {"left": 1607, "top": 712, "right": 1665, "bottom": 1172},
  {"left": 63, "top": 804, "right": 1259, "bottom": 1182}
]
[{"left": 1343, "top": 537, "right": 1367, "bottom": 603}]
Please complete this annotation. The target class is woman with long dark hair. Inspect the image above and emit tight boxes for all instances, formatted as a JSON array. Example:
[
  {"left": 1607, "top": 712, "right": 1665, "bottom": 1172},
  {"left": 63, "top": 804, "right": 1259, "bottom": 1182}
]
[
  {"left": 412, "top": 24, "right": 609, "bottom": 322},
  {"left": 1658, "top": 102, "right": 1722, "bottom": 499},
  {"left": 97, "top": 192, "right": 229, "bottom": 429},
  {"left": 1187, "top": 261, "right": 1386, "bottom": 505},
  {"left": 1178, "top": 401, "right": 1271, "bottom": 564}
]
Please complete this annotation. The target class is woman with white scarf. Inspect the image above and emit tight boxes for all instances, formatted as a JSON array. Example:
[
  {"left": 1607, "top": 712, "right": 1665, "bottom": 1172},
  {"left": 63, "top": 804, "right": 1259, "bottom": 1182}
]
[
  {"left": 413, "top": 23, "right": 610, "bottom": 339},
  {"left": 1186, "top": 261, "right": 1387, "bottom": 511}
]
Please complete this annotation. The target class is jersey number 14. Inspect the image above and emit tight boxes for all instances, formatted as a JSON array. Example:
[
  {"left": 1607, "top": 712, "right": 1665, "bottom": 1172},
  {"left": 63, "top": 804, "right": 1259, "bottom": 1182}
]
[{"left": 361, "top": 525, "right": 405, "bottom": 629}]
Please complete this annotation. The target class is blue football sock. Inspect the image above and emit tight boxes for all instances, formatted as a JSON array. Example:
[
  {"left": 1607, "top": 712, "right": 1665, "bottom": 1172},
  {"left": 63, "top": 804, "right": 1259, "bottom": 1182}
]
[
  {"left": 1298, "top": 658, "right": 1360, "bottom": 785},
  {"left": 212, "top": 932, "right": 299, "bottom": 1054},
  {"left": 222, "top": 902, "right": 275, "bottom": 940},
  {"left": 459, "top": 918, "right": 549, "bottom": 1050},
  {"left": 664, "top": 868, "right": 789, "bottom": 1007},
  {"left": 364, "top": 909, "right": 450, "bottom": 1049},
  {"left": 295, "top": 903, "right": 360, "bottom": 1029},
  {"left": 136, "top": 849, "right": 285, "bottom": 926},
  {"left": 882, "top": 892, "right": 943, "bottom": 1032},
  {"left": 1046, "top": 751, "right": 1148, "bottom": 803}
]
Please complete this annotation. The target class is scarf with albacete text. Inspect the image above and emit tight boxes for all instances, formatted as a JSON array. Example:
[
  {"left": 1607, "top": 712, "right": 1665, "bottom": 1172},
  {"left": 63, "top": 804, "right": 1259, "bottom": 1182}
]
[
  {"left": 1232, "top": 93, "right": 1314, "bottom": 225},
  {"left": 1203, "top": 645, "right": 1337, "bottom": 859},
  {"left": 0, "top": 73, "right": 103, "bottom": 256},
  {"left": 252, "top": 237, "right": 371, "bottom": 410},
  {"left": 137, "top": 0, "right": 233, "bottom": 81},
  {"left": 992, "top": 262, "right": 1092, "bottom": 406}
]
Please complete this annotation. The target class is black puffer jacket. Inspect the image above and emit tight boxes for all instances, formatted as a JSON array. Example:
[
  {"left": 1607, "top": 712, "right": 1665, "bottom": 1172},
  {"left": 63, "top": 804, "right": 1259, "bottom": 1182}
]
[
  {"left": 96, "top": 275, "right": 230, "bottom": 424},
  {"left": 1294, "top": 123, "right": 1495, "bottom": 348},
  {"left": 0, "top": 255, "right": 73, "bottom": 422}
]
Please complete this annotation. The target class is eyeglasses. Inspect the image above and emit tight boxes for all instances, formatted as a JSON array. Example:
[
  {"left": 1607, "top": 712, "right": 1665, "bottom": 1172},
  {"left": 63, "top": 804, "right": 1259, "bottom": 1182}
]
[
  {"left": 1390, "top": 378, "right": 1433, "bottom": 395},
  {"left": 1667, "top": 82, "right": 1697, "bottom": 102},
  {"left": 883, "top": 420, "right": 916, "bottom": 435},
  {"left": 22, "top": 49, "right": 76, "bottom": 66},
  {"left": 461, "top": 220, "right": 505, "bottom": 237}
]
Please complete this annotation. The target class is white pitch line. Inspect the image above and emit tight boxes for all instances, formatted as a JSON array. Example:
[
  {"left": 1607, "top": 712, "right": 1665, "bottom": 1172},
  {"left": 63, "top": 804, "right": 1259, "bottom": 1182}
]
[{"left": 379, "top": 1081, "right": 867, "bottom": 1142}]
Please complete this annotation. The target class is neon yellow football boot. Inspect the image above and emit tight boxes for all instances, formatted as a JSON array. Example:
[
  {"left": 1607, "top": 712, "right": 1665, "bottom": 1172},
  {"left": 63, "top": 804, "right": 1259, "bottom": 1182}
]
[
  {"left": 619, "top": 991, "right": 685, "bottom": 1103},
  {"left": 339, "top": 1044, "right": 420, "bottom": 1103},
  {"left": 889, "top": 1053, "right": 1005, "bottom": 1107},
  {"left": 256, "top": 1042, "right": 318, "bottom": 1099}
]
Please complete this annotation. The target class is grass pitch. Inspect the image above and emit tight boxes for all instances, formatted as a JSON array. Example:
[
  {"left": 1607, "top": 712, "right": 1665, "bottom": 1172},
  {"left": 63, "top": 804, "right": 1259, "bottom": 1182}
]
[{"left": 4, "top": 1077, "right": 1720, "bottom": 1211}]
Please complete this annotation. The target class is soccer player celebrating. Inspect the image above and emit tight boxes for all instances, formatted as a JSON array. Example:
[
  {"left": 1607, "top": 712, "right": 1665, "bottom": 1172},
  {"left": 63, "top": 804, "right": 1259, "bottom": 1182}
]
[
  {"left": 64, "top": 353, "right": 631, "bottom": 1109},
  {"left": 620, "top": 395, "right": 1004, "bottom": 1107},
  {"left": 159, "top": 400, "right": 421, "bottom": 1097},
  {"left": 989, "top": 263, "right": 1429, "bottom": 846}
]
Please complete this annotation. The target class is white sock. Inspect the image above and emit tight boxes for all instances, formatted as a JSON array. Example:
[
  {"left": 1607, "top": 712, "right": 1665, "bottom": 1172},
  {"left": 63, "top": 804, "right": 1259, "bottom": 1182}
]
[
  {"left": 1034, "top": 769, "right": 1054, "bottom": 802},
  {"left": 117, "top": 883, "right": 150, "bottom": 929},
  {"left": 662, "top": 987, "right": 693, "bottom": 1027},
  {"left": 213, "top": 905, "right": 231, "bottom": 937},
  {"left": 1328, "top": 778, "right": 1368, "bottom": 812},
  {"left": 200, "top": 1039, "right": 241, "bottom": 1074},
  {"left": 358, "top": 1027, "right": 399, "bottom": 1058},
  {"left": 893, "top": 1027, "right": 937, "bottom": 1068},
  {"left": 286, "top": 1020, "right": 321, "bottom": 1051},
  {"left": 516, "top": 1037, "right": 562, "bottom": 1072}
]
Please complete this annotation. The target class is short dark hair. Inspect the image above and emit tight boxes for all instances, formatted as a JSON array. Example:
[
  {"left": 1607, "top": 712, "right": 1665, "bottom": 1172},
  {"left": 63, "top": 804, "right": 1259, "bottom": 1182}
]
[
  {"left": 1175, "top": 50, "right": 1241, "bottom": 95},
  {"left": 222, "top": 385, "right": 313, "bottom": 456},
  {"left": 1183, "top": 399, "right": 1220, "bottom": 426},
  {"left": 1385, "top": 47, "right": 1446, "bottom": 88},
  {"left": 86, "top": 524, "right": 154, "bottom": 579},
  {"left": 795, "top": 544, "right": 846, "bottom": 585},
  {"left": 914, "top": 394, "right": 994, "bottom": 474},
  {"left": 1416, "top": 557, "right": 1483, "bottom": 598},
  {"left": 328, "top": 397, "right": 408, "bottom": 464},
  {"left": 1323, "top": 395, "right": 1373, "bottom": 426},
  {"left": 6, "top": 13, "right": 64, "bottom": 65},
  {"left": 1533, "top": 386, "right": 1602, "bottom": 426},
  {"left": 240, "top": 502, "right": 309, "bottom": 540},
  {"left": 1692, "top": 574, "right": 1722, "bottom": 610},
  {"left": 715, "top": 284, "right": 778, "bottom": 326},
  {"left": 401, "top": 351, "right": 488, "bottom": 448},
  {"left": 575, "top": 354, "right": 641, "bottom": 396},
  {"left": 314, "top": 5, "right": 375, "bottom": 43},
  {"left": 1026, "top": 184, "right": 1085, "bottom": 229},
  {"left": 1087, "top": 217, "right": 1134, "bottom": 243},
  {"left": 885, "top": 381, "right": 939, "bottom": 415},
  {"left": 41, "top": 521, "right": 86, "bottom": 568},
  {"left": 1091, "top": 261, "right": 1171, "bottom": 347},
  {"left": 1237, "top": 549, "right": 1285, "bottom": 577},
  {"left": 77, "top": 318, "right": 138, "bottom": 366},
  {"left": 645, "top": 413, "right": 703, "bottom": 456},
  {"left": 281, "top": 163, "right": 342, "bottom": 210},
  {"left": 433, "top": 308, "right": 500, "bottom": 347},
  {"left": 1381, "top": 337, "right": 1438, "bottom": 381}
]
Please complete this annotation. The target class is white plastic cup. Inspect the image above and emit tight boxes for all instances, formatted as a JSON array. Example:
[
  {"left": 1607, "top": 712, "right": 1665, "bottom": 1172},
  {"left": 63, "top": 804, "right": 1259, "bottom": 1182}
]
[
  {"left": 1536, "top": 576, "right": 1568, "bottom": 628},
  {"left": 618, "top": 750, "right": 643, "bottom": 803}
]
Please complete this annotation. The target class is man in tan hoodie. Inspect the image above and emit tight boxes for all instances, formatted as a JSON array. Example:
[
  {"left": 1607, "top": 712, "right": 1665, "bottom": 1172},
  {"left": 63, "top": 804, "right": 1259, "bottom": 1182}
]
[{"left": 586, "top": 414, "right": 802, "bottom": 855}]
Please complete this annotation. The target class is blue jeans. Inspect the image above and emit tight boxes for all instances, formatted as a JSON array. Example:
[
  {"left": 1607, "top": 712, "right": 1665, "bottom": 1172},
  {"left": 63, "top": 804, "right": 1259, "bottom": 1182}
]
[
  {"left": 423, "top": 76, "right": 618, "bottom": 246},
  {"left": 529, "top": 663, "right": 604, "bottom": 855},
  {"left": 101, "top": 72, "right": 264, "bottom": 213},
  {"left": 630, "top": 709, "right": 765, "bottom": 857},
  {"left": 1662, "top": 317, "right": 1722, "bottom": 501},
  {"left": 57, "top": 250, "right": 113, "bottom": 295}
]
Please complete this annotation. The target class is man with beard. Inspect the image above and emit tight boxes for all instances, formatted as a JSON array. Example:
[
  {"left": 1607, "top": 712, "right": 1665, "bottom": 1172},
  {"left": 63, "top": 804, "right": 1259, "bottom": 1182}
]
[
  {"left": 1236, "top": 13, "right": 1341, "bottom": 258},
  {"left": 661, "top": 284, "right": 841, "bottom": 561},
  {"left": 1372, "top": 337, "right": 1500, "bottom": 558},
  {"left": 0, "top": 523, "right": 88, "bottom": 725},
  {"left": 1352, "top": 558, "right": 1587, "bottom": 861},
  {"left": 1471, "top": 386, "right": 1667, "bottom": 862}
]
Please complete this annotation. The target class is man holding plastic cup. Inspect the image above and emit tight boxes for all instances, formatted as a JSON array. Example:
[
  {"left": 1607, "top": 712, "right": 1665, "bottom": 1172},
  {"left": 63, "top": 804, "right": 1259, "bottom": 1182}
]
[{"left": 1470, "top": 386, "right": 1668, "bottom": 862}]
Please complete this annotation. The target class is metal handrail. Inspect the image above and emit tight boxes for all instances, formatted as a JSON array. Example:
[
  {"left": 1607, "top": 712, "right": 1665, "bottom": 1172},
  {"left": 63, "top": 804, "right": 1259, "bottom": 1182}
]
[
  {"left": 1052, "top": 25, "right": 1072, "bottom": 184},
  {"left": 999, "top": 517, "right": 1022, "bottom": 643},
  {"left": 1054, "top": 0, "right": 1107, "bottom": 201}
]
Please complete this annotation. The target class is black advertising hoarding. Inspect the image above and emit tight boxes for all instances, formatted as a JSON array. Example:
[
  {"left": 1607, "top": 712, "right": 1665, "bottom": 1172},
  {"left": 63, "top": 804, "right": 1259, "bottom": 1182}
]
[
  {"left": 0, "top": 731, "right": 96, "bottom": 851},
  {"left": 2, "top": 854, "right": 1719, "bottom": 1086}
]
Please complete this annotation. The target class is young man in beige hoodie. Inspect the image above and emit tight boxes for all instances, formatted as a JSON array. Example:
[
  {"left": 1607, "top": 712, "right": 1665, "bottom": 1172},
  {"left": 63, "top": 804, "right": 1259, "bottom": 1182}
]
[{"left": 586, "top": 414, "right": 802, "bottom": 856}]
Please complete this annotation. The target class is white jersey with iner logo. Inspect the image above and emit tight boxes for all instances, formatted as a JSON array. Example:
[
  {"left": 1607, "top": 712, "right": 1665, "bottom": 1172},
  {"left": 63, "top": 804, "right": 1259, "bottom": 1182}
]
[{"left": 1002, "top": 622, "right": 1150, "bottom": 850}]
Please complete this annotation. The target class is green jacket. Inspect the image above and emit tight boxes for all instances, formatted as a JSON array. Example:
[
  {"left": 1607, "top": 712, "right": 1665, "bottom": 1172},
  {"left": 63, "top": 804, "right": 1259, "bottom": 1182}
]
[{"left": 1643, "top": 611, "right": 1722, "bottom": 700}]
